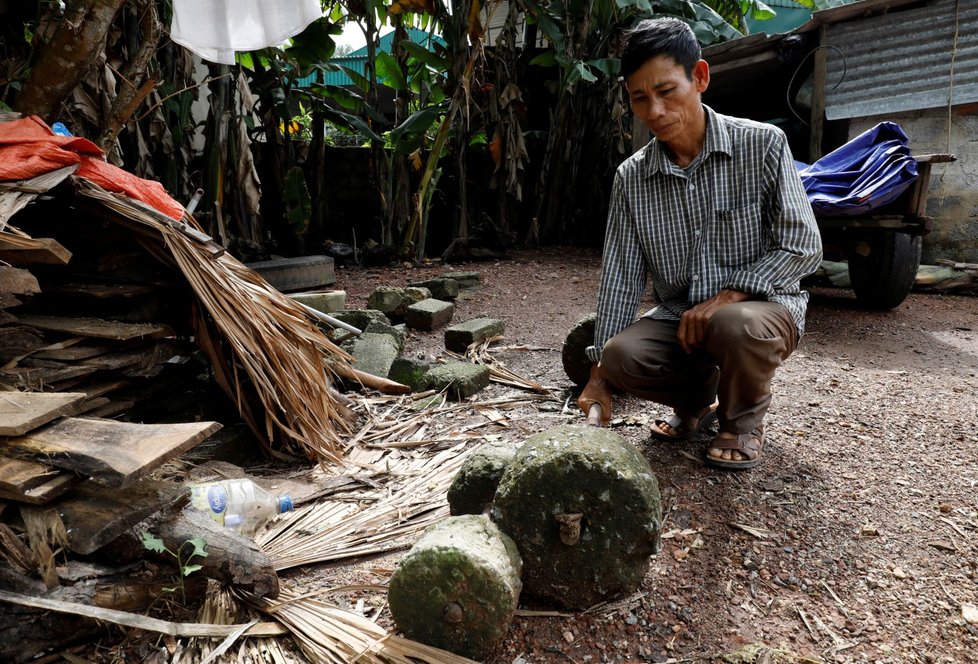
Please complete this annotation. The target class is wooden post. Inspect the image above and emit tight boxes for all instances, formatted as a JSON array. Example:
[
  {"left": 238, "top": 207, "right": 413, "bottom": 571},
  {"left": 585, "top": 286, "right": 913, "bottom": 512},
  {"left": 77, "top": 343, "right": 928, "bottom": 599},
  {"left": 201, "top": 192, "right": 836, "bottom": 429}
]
[{"left": 809, "top": 26, "right": 828, "bottom": 163}]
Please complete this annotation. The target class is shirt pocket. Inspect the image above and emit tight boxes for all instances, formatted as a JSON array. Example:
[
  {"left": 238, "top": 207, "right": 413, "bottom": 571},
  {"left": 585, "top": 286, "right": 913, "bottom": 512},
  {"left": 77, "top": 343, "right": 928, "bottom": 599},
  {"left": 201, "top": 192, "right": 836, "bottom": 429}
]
[{"left": 714, "top": 204, "right": 765, "bottom": 267}]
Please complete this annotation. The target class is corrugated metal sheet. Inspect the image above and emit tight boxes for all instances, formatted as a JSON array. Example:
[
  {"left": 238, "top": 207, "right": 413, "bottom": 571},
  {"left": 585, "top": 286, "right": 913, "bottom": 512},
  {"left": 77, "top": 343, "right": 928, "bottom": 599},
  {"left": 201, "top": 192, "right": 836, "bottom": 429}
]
[{"left": 825, "top": 0, "right": 978, "bottom": 120}]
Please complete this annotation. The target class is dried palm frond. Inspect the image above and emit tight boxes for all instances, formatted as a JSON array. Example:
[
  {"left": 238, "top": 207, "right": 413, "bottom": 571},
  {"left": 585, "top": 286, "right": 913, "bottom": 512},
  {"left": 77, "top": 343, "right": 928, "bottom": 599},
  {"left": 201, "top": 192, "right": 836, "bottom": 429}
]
[
  {"left": 242, "top": 590, "right": 479, "bottom": 664},
  {"left": 74, "top": 180, "right": 355, "bottom": 463},
  {"left": 174, "top": 586, "right": 290, "bottom": 664},
  {"left": 259, "top": 443, "right": 473, "bottom": 571}
]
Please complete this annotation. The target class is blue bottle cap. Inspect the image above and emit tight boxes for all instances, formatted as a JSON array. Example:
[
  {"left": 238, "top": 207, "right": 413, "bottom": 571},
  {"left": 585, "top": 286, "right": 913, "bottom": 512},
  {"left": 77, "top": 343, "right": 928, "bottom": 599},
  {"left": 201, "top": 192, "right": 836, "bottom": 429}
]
[
  {"left": 52, "top": 122, "right": 72, "bottom": 137},
  {"left": 279, "top": 495, "right": 294, "bottom": 512}
]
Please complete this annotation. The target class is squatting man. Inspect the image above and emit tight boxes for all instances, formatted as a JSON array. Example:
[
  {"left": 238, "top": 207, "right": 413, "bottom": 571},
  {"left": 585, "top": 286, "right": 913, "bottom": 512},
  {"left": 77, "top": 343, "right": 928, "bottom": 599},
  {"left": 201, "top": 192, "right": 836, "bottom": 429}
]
[{"left": 577, "top": 17, "right": 822, "bottom": 470}]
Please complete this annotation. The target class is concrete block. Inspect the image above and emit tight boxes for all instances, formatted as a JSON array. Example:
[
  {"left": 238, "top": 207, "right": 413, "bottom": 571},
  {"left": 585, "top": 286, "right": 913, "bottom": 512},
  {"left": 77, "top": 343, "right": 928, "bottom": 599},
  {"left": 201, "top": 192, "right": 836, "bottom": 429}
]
[
  {"left": 331, "top": 309, "right": 390, "bottom": 333},
  {"left": 388, "top": 357, "right": 430, "bottom": 391},
  {"left": 442, "top": 270, "right": 481, "bottom": 290},
  {"left": 364, "top": 319, "right": 406, "bottom": 352},
  {"left": 444, "top": 317, "right": 505, "bottom": 353},
  {"left": 289, "top": 290, "right": 347, "bottom": 314},
  {"left": 346, "top": 333, "right": 400, "bottom": 380},
  {"left": 408, "top": 278, "right": 459, "bottom": 301},
  {"left": 405, "top": 298, "right": 455, "bottom": 331},
  {"left": 367, "top": 286, "right": 431, "bottom": 320},
  {"left": 420, "top": 361, "right": 490, "bottom": 400}
]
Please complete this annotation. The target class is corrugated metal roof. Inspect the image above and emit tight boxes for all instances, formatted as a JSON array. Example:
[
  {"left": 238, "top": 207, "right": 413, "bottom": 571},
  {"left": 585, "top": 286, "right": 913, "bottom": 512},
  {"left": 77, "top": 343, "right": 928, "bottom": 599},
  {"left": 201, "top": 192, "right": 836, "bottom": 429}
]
[
  {"left": 295, "top": 28, "right": 444, "bottom": 88},
  {"left": 824, "top": 0, "right": 978, "bottom": 120}
]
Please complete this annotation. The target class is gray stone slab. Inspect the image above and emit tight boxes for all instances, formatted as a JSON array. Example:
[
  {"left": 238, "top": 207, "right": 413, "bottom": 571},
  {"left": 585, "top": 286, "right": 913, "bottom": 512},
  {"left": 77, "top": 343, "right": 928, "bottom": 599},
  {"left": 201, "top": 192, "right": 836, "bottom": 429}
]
[
  {"left": 405, "top": 298, "right": 454, "bottom": 331},
  {"left": 408, "top": 278, "right": 459, "bottom": 301},
  {"left": 289, "top": 290, "right": 347, "bottom": 314},
  {"left": 444, "top": 317, "right": 505, "bottom": 353},
  {"left": 388, "top": 357, "right": 430, "bottom": 391},
  {"left": 346, "top": 333, "right": 400, "bottom": 380},
  {"left": 420, "top": 361, "right": 490, "bottom": 400},
  {"left": 364, "top": 319, "right": 406, "bottom": 352},
  {"left": 331, "top": 309, "right": 391, "bottom": 333},
  {"left": 441, "top": 270, "right": 481, "bottom": 290}
]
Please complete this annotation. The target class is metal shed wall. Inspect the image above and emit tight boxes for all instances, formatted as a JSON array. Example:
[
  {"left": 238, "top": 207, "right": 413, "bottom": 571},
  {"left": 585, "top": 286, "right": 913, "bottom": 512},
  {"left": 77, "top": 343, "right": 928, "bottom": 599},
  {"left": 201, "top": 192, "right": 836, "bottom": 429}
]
[{"left": 824, "top": 0, "right": 978, "bottom": 120}]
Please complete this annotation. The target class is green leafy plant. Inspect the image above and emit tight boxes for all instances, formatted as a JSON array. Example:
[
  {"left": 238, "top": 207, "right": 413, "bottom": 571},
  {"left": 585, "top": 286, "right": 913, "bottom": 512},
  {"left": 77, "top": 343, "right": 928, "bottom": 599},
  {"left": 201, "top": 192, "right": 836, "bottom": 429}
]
[{"left": 141, "top": 532, "right": 208, "bottom": 604}]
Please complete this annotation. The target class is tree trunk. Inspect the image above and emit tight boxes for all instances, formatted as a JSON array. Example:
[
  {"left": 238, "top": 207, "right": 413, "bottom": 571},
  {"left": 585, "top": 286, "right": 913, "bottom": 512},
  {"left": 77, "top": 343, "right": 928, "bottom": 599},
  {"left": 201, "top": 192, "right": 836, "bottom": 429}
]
[
  {"left": 14, "top": 0, "right": 128, "bottom": 122},
  {"left": 97, "top": 0, "right": 161, "bottom": 151}
]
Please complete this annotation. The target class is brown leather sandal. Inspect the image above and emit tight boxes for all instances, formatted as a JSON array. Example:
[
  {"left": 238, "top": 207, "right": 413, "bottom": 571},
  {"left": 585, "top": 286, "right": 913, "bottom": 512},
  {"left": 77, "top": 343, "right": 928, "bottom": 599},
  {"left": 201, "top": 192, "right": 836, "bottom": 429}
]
[
  {"left": 704, "top": 425, "right": 765, "bottom": 470},
  {"left": 650, "top": 401, "right": 718, "bottom": 442}
]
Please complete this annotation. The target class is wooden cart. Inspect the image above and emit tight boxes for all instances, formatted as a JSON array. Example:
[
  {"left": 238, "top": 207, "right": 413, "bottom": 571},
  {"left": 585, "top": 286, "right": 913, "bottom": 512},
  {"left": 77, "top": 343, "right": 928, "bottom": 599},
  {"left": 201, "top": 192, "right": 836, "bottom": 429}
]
[{"left": 815, "top": 153, "right": 956, "bottom": 309}]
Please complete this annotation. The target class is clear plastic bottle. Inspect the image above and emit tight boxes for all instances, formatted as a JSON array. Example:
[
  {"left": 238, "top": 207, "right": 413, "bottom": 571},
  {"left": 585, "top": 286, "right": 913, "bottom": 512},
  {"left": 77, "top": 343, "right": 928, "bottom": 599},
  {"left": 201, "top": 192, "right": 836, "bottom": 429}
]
[{"left": 187, "top": 478, "right": 294, "bottom": 537}]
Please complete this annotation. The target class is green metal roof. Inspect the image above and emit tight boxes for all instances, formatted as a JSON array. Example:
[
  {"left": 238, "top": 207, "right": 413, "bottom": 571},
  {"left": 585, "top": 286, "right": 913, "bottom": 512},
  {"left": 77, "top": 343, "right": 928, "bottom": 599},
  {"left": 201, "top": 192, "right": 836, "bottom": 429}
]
[{"left": 296, "top": 27, "right": 444, "bottom": 88}]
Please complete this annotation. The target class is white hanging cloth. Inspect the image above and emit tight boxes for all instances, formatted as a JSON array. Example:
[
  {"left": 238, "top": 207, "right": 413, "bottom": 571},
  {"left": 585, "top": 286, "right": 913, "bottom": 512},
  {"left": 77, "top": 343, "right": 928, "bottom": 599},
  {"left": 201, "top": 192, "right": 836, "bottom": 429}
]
[{"left": 171, "top": 0, "right": 322, "bottom": 65}]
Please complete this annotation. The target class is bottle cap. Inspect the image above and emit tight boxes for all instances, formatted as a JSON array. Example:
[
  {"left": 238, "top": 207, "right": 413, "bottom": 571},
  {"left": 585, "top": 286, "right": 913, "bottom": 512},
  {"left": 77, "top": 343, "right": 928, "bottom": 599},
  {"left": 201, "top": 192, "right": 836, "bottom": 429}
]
[{"left": 279, "top": 495, "right": 294, "bottom": 512}]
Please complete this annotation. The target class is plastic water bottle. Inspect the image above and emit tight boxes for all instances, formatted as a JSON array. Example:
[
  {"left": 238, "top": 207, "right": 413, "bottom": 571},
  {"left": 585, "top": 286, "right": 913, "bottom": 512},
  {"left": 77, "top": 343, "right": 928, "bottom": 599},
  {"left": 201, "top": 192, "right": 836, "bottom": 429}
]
[{"left": 188, "top": 478, "right": 294, "bottom": 537}]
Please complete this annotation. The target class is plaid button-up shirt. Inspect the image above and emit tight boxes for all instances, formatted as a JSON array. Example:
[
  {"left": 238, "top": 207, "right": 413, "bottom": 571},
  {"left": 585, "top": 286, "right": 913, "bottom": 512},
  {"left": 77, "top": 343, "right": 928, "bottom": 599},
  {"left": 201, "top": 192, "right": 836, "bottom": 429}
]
[{"left": 587, "top": 106, "right": 822, "bottom": 363}]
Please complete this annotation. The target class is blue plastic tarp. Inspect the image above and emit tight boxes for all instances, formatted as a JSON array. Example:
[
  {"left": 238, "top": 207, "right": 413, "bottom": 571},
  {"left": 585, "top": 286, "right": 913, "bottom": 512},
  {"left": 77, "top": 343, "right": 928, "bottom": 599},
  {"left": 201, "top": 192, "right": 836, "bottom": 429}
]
[{"left": 796, "top": 122, "right": 918, "bottom": 217}]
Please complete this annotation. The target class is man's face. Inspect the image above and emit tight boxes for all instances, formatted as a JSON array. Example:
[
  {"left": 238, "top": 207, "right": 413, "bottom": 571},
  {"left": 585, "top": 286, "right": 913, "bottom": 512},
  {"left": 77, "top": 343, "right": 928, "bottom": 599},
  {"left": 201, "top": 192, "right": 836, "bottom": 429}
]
[{"left": 625, "top": 55, "right": 709, "bottom": 145}]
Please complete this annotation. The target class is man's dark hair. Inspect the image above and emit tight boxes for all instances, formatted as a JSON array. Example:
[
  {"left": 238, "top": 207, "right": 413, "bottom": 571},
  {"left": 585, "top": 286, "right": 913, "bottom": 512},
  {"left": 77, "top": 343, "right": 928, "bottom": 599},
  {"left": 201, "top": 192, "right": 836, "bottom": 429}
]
[{"left": 620, "top": 17, "right": 702, "bottom": 81}]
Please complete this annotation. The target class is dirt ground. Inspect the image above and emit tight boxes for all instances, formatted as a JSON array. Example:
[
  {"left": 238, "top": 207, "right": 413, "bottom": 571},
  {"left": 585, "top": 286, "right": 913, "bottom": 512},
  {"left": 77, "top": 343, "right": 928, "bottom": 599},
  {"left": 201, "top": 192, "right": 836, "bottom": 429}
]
[{"left": 330, "top": 246, "right": 978, "bottom": 664}]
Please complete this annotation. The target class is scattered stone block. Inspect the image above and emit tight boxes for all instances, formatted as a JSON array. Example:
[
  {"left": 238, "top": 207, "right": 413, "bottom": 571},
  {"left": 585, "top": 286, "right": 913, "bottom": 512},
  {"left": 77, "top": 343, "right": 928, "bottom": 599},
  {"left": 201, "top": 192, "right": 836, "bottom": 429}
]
[
  {"left": 345, "top": 333, "right": 400, "bottom": 381},
  {"left": 388, "top": 515, "right": 522, "bottom": 660},
  {"left": 562, "top": 311, "right": 596, "bottom": 387},
  {"left": 288, "top": 290, "right": 347, "bottom": 314},
  {"left": 363, "top": 320, "right": 406, "bottom": 352},
  {"left": 444, "top": 317, "right": 505, "bottom": 353},
  {"left": 420, "top": 361, "right": 489, "bottom": 400},
  {"left": 409, "top": 278, "right": 459, "bottom": 301},
  {"left": 441, "top": 270, "right": 481, "bottom": 290},
  {"left": 405, "top": 298, "right": 455, "bottom": 331},
  {"left": 448, "top": 442, "right": 517, "bottom": 515},
  {"left": 331, "top": 309, "right": 390, "bottom": 333},
  {"left": 388, "top": 357, "right": 430, "bottom": 391},
  {"left": 491, "top": 424, "right": 662, "bottom": 610},
  {"left": 367, "top": 286, "right": 430, "bottom": 320}
]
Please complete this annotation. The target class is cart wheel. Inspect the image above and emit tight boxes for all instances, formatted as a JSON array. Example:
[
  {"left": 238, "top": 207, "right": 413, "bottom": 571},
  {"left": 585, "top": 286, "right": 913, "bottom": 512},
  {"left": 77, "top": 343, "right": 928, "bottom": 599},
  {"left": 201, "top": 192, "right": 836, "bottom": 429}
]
[{"left": 847, "top": 231, "right": 921, "bottom": 310}]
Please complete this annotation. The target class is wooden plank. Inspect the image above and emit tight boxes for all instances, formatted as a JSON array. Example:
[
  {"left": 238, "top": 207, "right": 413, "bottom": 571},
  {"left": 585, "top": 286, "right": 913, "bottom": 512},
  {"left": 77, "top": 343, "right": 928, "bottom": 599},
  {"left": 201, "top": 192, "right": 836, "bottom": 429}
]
[
  {"left": 0, "top": 266, "right": 40, "bottom": 295},
  {"left": 15, "top": 315, "right": 174, "bottom": 341},
  {"left": 0, "top": 236, "right": 72, "bottom": 266},
  {"left": 2, "top": 418, "right": 222, "bottom": 488},
  {"left": 0, "top": 457, "right": 65, "bottom": 493},
  {"left": 81, "top": 400, "right": 133, "bottom": 419},
  {"left": 1, "top": 364, "right": 99, "bottom": 391},
  {"left": 0, "top": 292, "right": 22, "bottom": 309},
  {"left": 55, "top": 479, "right": 185, "bottom": 555},
  {"left": 80, "top": 342, "right": 179, "bottom": 372},
  {"left": 808, "top": 26, "right": 827, "bottom": 163},
  {"left": 0, "top": 391, "right": 88, "bottom": 436},
  {"left": 34, "top": 339, "right": 118, "bottom": 361},
  {"left": 0, "top": 472, "right": 79, "bottom": 505},
  {"left": 44, "top": 282, "right": 156, "bottom": 300}
]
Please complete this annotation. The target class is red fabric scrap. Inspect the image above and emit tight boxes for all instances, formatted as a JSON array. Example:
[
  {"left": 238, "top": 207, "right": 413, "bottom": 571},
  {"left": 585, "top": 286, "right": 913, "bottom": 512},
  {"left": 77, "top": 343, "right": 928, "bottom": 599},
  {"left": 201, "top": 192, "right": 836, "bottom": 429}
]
[{"left": 0, "top": 115, "right": 185, "bottom": 220}]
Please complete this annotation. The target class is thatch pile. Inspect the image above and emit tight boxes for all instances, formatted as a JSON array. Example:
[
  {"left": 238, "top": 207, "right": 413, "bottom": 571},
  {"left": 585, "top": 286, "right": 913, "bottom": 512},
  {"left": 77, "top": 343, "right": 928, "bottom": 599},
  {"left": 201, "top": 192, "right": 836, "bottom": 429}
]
[{"left": 0, "top": 138, "right": 356, "bottom": 463}]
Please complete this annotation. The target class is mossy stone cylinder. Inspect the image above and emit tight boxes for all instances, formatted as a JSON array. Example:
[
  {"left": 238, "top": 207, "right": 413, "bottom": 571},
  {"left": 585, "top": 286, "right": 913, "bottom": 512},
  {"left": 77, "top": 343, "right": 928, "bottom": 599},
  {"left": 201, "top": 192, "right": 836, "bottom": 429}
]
[
  {"left": 491, "top": 424, "right": 662, "bottom": 609},
  {"left": 448, "top": 443, "right": 518, "bottom": 515},
  {"left": 562, "top": 312, "right": 596, "bottom": 386},
  {"left": 388, "top": 515, "right": 522, "bottom": 659}
]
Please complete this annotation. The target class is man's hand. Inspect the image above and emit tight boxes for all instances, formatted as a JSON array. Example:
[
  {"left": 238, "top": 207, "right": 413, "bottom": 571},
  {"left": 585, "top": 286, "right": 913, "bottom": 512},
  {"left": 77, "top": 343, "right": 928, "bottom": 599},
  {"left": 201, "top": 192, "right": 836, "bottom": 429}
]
[
  {"left": 577, "top": 363, "right": 612, "bottom": 426},
  {"left": 678, "top": 289, "right": 751, "bottom": 353}
]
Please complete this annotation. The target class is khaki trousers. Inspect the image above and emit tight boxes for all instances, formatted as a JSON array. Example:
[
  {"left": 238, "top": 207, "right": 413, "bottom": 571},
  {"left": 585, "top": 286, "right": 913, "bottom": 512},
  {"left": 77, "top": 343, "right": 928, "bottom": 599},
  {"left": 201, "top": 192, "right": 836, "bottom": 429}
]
[{"left": 599, "top": 302, "right": 798, "bottom": 435}]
